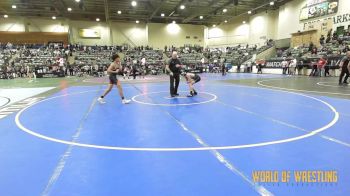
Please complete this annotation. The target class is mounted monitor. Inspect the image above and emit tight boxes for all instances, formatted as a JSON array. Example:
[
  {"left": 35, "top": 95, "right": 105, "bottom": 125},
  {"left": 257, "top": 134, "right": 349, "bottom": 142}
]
[{"left": 300, "top": 0, "right": 339, "bottom": 21}]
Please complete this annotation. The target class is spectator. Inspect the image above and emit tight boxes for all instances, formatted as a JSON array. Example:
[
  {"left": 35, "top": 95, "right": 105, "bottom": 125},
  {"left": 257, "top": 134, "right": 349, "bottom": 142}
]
[
  {"left": 324, "top": 58, "right": 331, "bottom": 77},
  {"left": 317, "top": 56, "right": 327, "bottom": 77},
  {"left": 281, "top": 58, "right": 288, "bottom": 75},
  {"left": 297, "top": 60, "right": 304, "bottom": 75},
  {"left": 320, "top": 35, "right": 325, "bottom": 45},
  {"left": 309, "top": 61, "right": 318, "bottom": 76},
  {"left": 339, "top": 51, "right": 350, "bottom": 85},
  {"left": 311, "top": 47, "right": 318, "bottom": 55},
  {"left": 289, "top": 58, "right": 297, "bottom": 75},
  {"left": 309, "top": 42, "right": 314, "bottom": 51}
]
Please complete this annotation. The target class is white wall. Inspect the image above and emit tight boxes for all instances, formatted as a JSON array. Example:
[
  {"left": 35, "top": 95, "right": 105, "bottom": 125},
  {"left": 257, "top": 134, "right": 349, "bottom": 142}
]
[
  {"left": 111, "top": 22, "right": 148, "bottom": 46},
  {"left": 332, "top": 0, "right": 350, "bottom": 28},
  {"left": 0, "top": 18, "right": 25, "bottom": 32},
  {"left": 249, "top": 10, "right": 278, "bottom": 46},
  {"left": 277, "top": 0, "right": 305, "bottom": 39},
  {"left": 27, "top": 19, "right": 69, "bottom": 33},
  {"left": 0, "top": 18, "right": 69, "bottom": 32},
  {"left": 69, "top": 20, "right": 111, "bottom": 45},
  {"left": 1, "top": 0, "right": 349, "bottom": 47},
  {"left": 205, "top": 16, "right": 249, "bottom": 47},
  {"left": 204, "top": 11, "right": 278, "bottom": 47},
  {"left": 148, "top": 23, "right": 204, "bottom": 49}
]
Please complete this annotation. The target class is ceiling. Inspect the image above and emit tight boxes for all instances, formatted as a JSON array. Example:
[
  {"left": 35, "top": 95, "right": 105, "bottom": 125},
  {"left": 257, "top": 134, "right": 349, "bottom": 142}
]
[{"left": 0, "top": 0, "right": 292, "bottom": 25}]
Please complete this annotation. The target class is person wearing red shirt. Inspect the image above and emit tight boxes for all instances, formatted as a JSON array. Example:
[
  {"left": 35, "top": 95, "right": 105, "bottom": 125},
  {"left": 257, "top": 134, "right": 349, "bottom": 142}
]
[{"left": 317, "top": 56, "right": 327, "bottom": 77}]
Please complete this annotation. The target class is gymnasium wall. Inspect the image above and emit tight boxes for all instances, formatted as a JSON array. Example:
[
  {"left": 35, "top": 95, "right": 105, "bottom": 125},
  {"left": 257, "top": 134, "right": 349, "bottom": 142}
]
[
  {"left": 204, "top": 16, "right": 249, "bottom": 47},
  {"left": 110, "top": 22, "right": 148, "bottom": 47},
  {"left": 0, "top": 17, "right": 205, "bottom": 47},
  {"left": 0, "top": 18, "right": 69, "bottom": 33},
  {"left": 0, "top": 18, "right": 25, "bottom": 32},
  {"left": 277, "top": 0, "right": 350, "bottom": 39},
  {"left": 69, "top": 20, "right": 111, "bottom": 45},
  {"left": 148, "top": 23, "right": 204, "bottom": 49},
  {"left": 205, "top": 0, "right": 350, "bottom": 47},
  {"left": 204, "top": 11, "right": 279, "bottom": 47},
  {"left": 249, "top": 10, "right": 279, "bottom": 46},
  {"left": 27, "top": 19, "right": 69, "bottom": 33},
  {"left": 0, "top": 32, "right": 68, "bottom": 44},
  {"left": 1, "top": 0, "right": 350, "bottom": 47}
]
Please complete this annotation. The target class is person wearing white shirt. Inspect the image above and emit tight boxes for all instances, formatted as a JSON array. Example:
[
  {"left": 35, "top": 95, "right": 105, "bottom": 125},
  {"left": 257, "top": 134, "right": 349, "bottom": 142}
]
[
  {"left": 141, "top": 57, "right": 146, "bottom": 66},
  {"left": 289, "top": 58, "right": 297, "bottom": 75},
  {"left": 281, "top": 59, "right": 288, "bottom": 75}
]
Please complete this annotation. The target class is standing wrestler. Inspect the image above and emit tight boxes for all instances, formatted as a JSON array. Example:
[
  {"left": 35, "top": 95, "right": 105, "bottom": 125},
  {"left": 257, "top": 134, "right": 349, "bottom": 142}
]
[{"left": 98, "top": 54, "right": 131, "bottom": 104}]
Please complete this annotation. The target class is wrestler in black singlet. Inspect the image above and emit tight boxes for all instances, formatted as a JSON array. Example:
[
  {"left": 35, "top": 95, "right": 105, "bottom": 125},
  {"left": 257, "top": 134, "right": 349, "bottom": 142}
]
[
  {"left": 191, "top": 74, "right": 201, "bottom": 83},
  {"left": 109, "top": 63, "right": 119, "bottom": 84}
]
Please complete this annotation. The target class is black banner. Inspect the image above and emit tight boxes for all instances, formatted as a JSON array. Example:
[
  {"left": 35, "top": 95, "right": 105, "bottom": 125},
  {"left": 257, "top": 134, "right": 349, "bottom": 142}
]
[
  {"left": 36, "top": 71, "right": 65, "bottom": 78},
  {"left": 265, "top": 60, "right": 284, "bottom": 68}
]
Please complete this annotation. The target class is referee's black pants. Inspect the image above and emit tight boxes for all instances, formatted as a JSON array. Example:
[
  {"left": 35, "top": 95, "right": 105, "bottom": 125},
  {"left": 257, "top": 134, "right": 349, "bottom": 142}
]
[
  {"left": 339, "top": 66, "right": 349, "bottom": 84},
  {"left": 170, "top": 74, "right": 180, "bottom": 95}
]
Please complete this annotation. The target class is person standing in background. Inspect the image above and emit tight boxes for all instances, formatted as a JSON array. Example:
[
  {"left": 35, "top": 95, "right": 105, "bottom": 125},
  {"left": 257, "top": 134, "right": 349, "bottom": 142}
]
[
  {"left": 320, "top": 35, "right": 325, "bottom": 45},
  {"left": 132, "top": 60, "right": 138, "bottom": 80},
  {"left": 309, "top": 60, "right": 318, "bottom": 76},
  {"left": 317, "top": 56, "right": 327, "bottom": 77},
  {"left": 324, "top": 58, "right": 331, "bottom": 77},
  {"left": 281, "top": 58, "right": 288, "bottom": 75},
  {"left": 289, "top": 58, "right": 297, "bottom": 75},
  {"left": 339, "top": 51, "right": 350, "bottom": 85}
]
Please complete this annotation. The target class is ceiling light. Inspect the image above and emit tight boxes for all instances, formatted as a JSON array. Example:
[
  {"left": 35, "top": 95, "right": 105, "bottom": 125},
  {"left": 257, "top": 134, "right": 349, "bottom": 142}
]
[
  {"left": 270, "top": 1, "right": 275, "bottom": 6},
  {"left": 224, "top": 20, "right": 228, "bottom": 23},
  {"left": 223, "top": 8, "right": 227, "bottom": 13},
  {"left": 161, "top": 13, "right": 165, "bottom": 17},
  {"left": 136, "top": 20, "right": 139, "bottom": 23},
  {"left": 75, "top": 0, "right": 80, "bottom": 2},
  {"left": 248, "top": 10, "right": 252, "bottom": 14},
  {"left": 243, "top": 21, "right": 246, "bottom": 24},
  {"left": 96, "top": 18, "right": 100, "bottom": 21},
  {"left": 213, "top": 24, "right": 216, "bottom": 27},
  {"left": 172, "top": 21, "right": 176, "bottom": 24},
  {"left": 4, "top": 15, "right": 8, "bottom": 18},
  {"left": 131, "top": 1, "right": 137, "bottom": 7},
  {"left": 180, "top": 5, "right": 185, "bottom": 9},
  {"left": 117, "top": 10, "right": 122, "bottom": 14},
  {"left": 12, "top": 5, "right": 17, "bottom": 9},
  {"left": 52, "top": 16, "right": 56, "bottom": 20},
  {"left": 199, "top": 16, "right": 203, "bottom": 19},
  {"left": 67, "top": 7, "right": 72, "bottom": 12}
]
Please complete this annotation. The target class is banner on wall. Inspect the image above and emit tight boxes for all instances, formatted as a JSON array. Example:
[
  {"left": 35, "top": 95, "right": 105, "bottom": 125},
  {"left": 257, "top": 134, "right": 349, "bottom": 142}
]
[
  {"left": 300, "top": 0, "right": 339, "bottom": 21},
  {"left": 265, "top": 60, "right": 283, "bottom": 68},
  {"left": 78, "top": 29, "right": 101, "bottom": 38}
]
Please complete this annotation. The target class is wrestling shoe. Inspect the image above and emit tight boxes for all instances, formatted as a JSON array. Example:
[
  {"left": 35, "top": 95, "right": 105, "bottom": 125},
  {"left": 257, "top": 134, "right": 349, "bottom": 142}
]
[
  {"left": 187, "top": 91, "right": 194, "bottom": 97},
  {"left": 122, "top": 99, "right": 131, "bottom": 104},
  {"left": 97, "top": 97, "right": 106, "bottom": 104}
]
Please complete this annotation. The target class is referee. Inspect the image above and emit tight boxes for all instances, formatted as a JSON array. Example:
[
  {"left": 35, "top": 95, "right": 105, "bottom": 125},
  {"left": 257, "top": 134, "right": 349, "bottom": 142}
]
[{"left": 166, "top": 51, "right": 182, "bottom": 97}]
